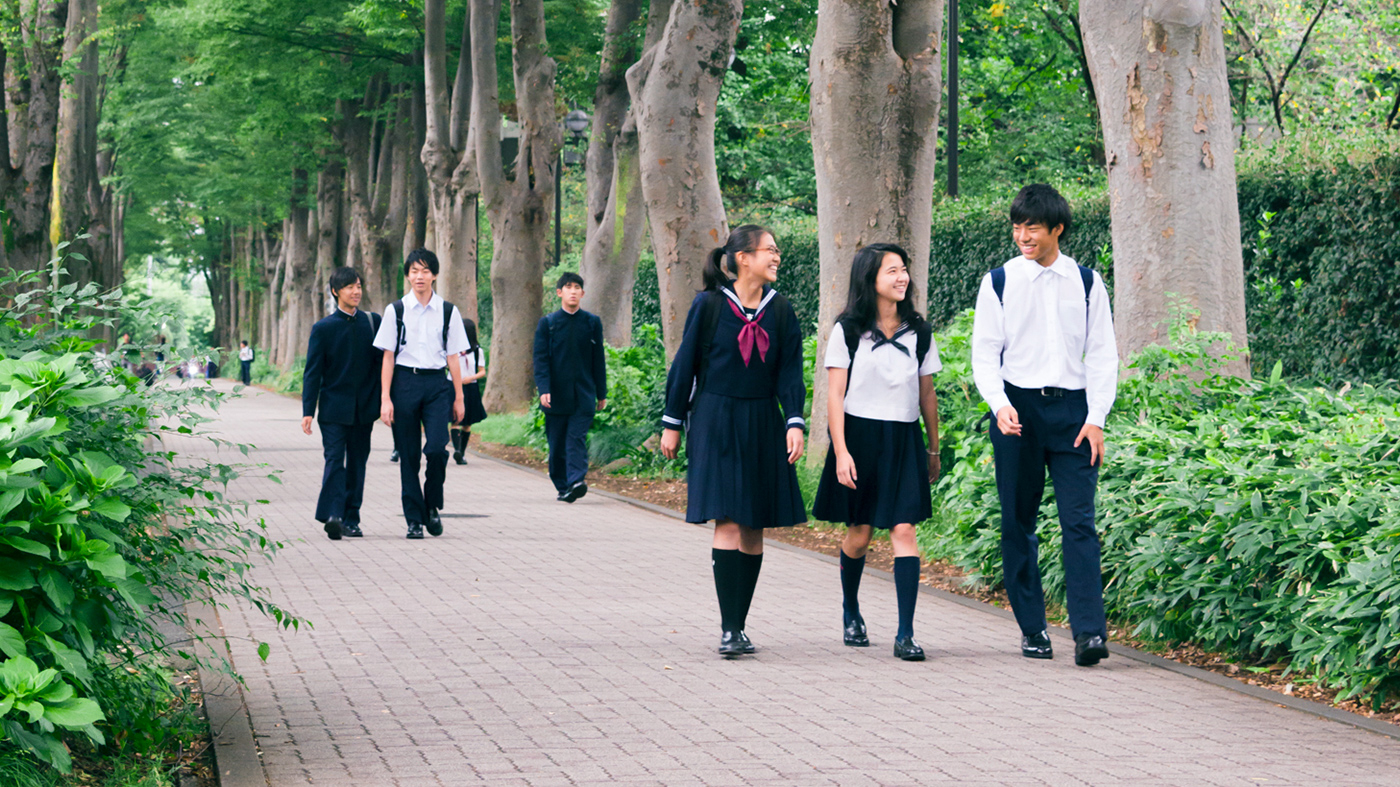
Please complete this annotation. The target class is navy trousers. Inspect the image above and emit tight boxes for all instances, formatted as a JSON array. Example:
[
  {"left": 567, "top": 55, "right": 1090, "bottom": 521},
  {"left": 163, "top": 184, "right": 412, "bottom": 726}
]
[
  {"left": 314, "top": 421, "right": 374, "bottom": 525},
  {"left": 240, "top": 360, "right": 252, "bottom": 386},
  {"left": 390, "top": 368, "right": 454, "bottom": 524},
  {"left": 545, "top": 409, "right": 594, "bottom": 492},
  {"left": 989, "top": 383, "right": 1107, "bottom": 639}
]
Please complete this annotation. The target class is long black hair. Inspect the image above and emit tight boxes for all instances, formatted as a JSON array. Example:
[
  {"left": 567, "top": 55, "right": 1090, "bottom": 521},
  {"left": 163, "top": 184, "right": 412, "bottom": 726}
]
[
  {"left": 463, "top": 316, "right": 482, "bottom": 367},
  {"left": 834, "top": 243, "right": 925, "bottom": 335},
  {"left": 703, "top": 224, "right": 772, "bottom": 291}
]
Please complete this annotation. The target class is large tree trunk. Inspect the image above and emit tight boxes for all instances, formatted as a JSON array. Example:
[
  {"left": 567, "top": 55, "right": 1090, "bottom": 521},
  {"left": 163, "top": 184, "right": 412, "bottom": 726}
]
[
  {"left": 283, "top": 170, "right": 315, "bottom": 368},
  {"left": 807, "top": 0, "right": 945, "bottom": 464},
  {"left": 1081, "top": 0, "right": 1248, "bottom": 375},
  {"left": 578, "top": 0, "right": 647, "bottom": 345},
  {"left": 55, "top": 0, "right": 103, "bottom": 285},
  {"left": 315, "top": 159, "right": 344, "bottom": 316},
  {"left": 627, "top": 0, "right": 740, "bottom": 358},
  {"left": 472, "top": 0, "right": 560, "bottom": 412},
  {"left": 423, "top": 0, "right": 481, "bottom": 320},
  {"left": 337, "top": 79, "right": 404, "bottom": 312}
]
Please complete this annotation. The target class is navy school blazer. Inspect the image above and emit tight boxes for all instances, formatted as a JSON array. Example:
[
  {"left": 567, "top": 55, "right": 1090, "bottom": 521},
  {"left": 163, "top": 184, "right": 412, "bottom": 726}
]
[
  {"left": 302, "top": 309, "right": 383, "bottom": 426},
  {"left": 532, "top": 308, "right": 608, "bottom": 416}
]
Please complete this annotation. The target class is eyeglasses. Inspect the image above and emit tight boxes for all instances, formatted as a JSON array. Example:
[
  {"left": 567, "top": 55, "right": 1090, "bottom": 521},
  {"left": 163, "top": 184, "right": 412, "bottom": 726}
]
[{"left": 743, "top": 246, "right": 781, "bottom": 256}]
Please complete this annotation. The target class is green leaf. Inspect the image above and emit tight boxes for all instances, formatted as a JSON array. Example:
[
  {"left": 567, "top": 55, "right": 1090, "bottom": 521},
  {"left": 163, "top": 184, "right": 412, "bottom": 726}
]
[
  {"left": 42, "top": 637, "right": 91, "bottom": 685},
  {"left": 1269, "top": 360, "right": 1283, "bottom": 385},
  {"left": 0, "top": 621, "right": 26, "bottom": 658},
  {"left": 84, "top": 551, "right": 127, "bottom": 580},
  {"left": 0, "top": 536, "right": 50, "bottom": 558},
  {"left": 257, "top": 641, "right": 270, "bottom": 661},
  {"left": 87, "top": 496, "right": 131, "bottom": 522},
  {"left": 0, "top": 558, "right": 36, "bottom": 591},
  {"left": 42, "top": 697, "right": 103, "bottom": 728},
  {"left": 60, "top": 387, "right": 119, "bottom": 408},
  {"left": 38, "top": 569, "right": 74, "bottom": 608},
  {"left": 0, "top": 489, "right": 24, "bottom": 518}
]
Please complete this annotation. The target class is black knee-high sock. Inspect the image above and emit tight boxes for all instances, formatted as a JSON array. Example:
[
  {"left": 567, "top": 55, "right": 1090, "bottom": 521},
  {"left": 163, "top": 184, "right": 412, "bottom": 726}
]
[
  {"left": 450, "top": 429, "right": 464, "bottom": 455},
  {"left": 840, "top": 549, "right": 865, "bottom": 623},
  {"left": 462, "top": 431, "right": 472, "bottom": 450},
  {"left": 735, "top": 551, "right": 764, "bottom": 631},
  {"left": 894, "top": 556, "right": 920, "bottom": 639},
  {"left": 712, "top": 549, "right": 743, "bottom": 631}
]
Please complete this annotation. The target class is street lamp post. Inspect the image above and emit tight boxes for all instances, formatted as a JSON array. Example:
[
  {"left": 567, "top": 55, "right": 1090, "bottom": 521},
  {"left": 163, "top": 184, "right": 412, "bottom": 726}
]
[{"left": 556, "top": 110, "right": 592, "bottom": 267}]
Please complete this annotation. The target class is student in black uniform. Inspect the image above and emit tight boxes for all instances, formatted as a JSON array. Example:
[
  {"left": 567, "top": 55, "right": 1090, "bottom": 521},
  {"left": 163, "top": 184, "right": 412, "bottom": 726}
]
[
  {"left": 301, "top": 267, "right": 383, "bottom": 540},
  {"left": 660, "top": 224, "right": 806, "bottom": 657},
  {"left": 374, "top": 249, "right": 470, "bottom": 539},
  {"left": 812, "top": 244, "right": 942, "bottom": 660},
  {"left": 533, "top": 273, "right": 608, "bottom": 502},
  {"left": 451, "top": 317, "right": 488, "bottom": 465}
]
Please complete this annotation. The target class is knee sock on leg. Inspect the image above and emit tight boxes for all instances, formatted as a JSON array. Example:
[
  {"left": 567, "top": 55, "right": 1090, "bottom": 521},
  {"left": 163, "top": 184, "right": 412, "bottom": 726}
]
[
  {"left": 839, "top": 549, "right": 865, "bottom": 624},
  {"left": 735, "top": 551, "right": 764, "bottom": 631},
  {"left": 712, "top": 549, "right": 743, "bottom": 632},
  {"left": 462, "top": 431, "right": 472, "bottom": 450},
  {"left": 894, "top": 556, "right": 920, "bottom": 640}
]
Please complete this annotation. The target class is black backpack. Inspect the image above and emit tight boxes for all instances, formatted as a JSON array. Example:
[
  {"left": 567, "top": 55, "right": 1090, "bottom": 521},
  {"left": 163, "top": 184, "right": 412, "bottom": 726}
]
[
  {"left": 837, "top": 318, "right": 933, "bottom": 393},
  {"left": 392, "top": 298, "right": 456, "bottom": 360},
  {"left": 989, "top": 264, "right": 1095, "bottom": 323}
]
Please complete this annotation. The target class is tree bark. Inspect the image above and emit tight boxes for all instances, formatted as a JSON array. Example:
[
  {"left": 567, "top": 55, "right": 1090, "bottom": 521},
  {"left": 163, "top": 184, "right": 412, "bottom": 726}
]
[
  {"left": 627, "top": 0, "right": 740, "bottom": 358},
  {"left": 315, "top": 159, "right": 344, "bottom": 316},
  {"left": 337, "top": 80, "right": 404, "bottom": 312},
  {"left": 807, "top": 0, "right": 944, "bottom": 464},
  {"left": 55, "top": 0, "right": 103, "bottom": 285},
  {"left": 472, "top": 0, "right": 560, "bottom": 412},
  {"left": 1081, "top": 0, "right": 1249, "bottom": 375},
  {"left": 579, "top": 0, "right": 648, "bottom": 345},
  {"left": 423, "top": 0, "right": 481, "bottom": 320}
]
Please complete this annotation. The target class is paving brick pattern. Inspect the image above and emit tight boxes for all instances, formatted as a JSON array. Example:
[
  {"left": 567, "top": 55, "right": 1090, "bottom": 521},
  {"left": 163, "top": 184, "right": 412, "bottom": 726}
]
[{"left": 178, "top": 382, "right": 1400, "bottom": 785}]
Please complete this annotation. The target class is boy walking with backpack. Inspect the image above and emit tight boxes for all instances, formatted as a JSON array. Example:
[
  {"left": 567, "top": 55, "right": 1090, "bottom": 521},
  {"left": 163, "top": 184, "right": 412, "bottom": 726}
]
[
  {"left": 533, "top": 273, "right": 607, "bottom": 503},
  {"left": 971, "top": 184, "right": 1119, "bottom": 666},
  {"left": 374, "top": 249, "right": 470, "bottom": 539}
]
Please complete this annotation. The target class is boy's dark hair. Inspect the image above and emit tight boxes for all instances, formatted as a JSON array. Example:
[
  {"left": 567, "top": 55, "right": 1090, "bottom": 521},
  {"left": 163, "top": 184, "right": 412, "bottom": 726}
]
[
  {"left": 1009, "top": 184, "right": 1073, "bottom": 242},
  {"left": 555, "top": 272, "right": 585, "bottom": 290},
  {"left": 404, "top": 248, "right": 440, "bottom": 276},
  {"left": 329, "top": 267, "right": 362, "bottom": 298},
  {"left": 241, "top": 340, "right": 248, "bottom": 346}
]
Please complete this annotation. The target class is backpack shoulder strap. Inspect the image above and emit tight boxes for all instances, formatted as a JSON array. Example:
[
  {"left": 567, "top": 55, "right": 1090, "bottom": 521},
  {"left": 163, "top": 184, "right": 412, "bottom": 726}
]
[
  {"left": 990, "top": 266, "right": 1006, "bottom": 306},
  {"left": 696, "top": 290, "right": 725, "bottom": 390},
  {"left": 1077, "top": 265, "right": 1094, "bottom": 311},
  {"left": 392, "top": 299, "right": 406, "bottom": 358},
  {"left": 839, "top": 318, "right": 861, "bottom": 394},
  {"left": 440, "top": 300, "right": 455, "bottom": 349}
]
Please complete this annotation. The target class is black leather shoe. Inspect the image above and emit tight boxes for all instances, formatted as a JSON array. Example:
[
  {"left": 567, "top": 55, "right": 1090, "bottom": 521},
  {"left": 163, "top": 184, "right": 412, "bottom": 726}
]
[
  {"left": 1074, "top": 634, "right": 1109, "bottom": 666},
  {"left": 1022, "top": 630, "right": 1054, "bottom": 659},
  {"left": 405, "top": 522, "right": 424, "bottom": 539},
  {"left": 563, "top": 481, "right": 587, "bottom": 503},
  {"left": 737, "top": 630, "right": 755, "bottom": 654},
  {"left": 893, "top": 636, "right": 926, "bottom": 661},
  {"left": 323, "top": 517, "right": 343, "bottom": 541},
  {"left": 453, "top": 452, "right": 467, "bottom": 466},
  {"left": 843, "top": 616, "right": 869, "bottom": 647},
  {"left": 426, "top": 509, "right": 443, "bottom": 537},
  {"left": 718, "top": 630, "right": 754, "bottom": 657},
  {"left": 556, "top": 489, "right": 569, "bottom": 501},
  {"left": 340, "top": 522, "right": 363, "bottom": 538},
  {"left": 390, "top": 449, "right": 400, "bottom": 463}
]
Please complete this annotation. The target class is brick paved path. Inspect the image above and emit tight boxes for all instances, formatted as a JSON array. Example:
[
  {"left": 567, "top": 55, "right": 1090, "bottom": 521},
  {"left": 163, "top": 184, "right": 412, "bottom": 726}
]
[{"left": 179, "top": 381, "right": 1399, "bottom": 786}]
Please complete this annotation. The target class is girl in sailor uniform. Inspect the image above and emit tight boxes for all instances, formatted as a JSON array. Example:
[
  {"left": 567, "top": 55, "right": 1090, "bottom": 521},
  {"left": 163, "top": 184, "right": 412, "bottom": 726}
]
[
  {"left": 451, "top": 317, "right": 489, "bottom": 464},
  {"left": 812, "top": 243, "right": 942, "bottom": 661},
  {"left": 660, "top": 224, "right": 807, "bottom": 657}
]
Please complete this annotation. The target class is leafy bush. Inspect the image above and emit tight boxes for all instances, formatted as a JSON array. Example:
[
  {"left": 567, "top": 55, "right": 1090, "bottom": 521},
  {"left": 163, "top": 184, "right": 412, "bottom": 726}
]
[
  {"left": 0, "top": 265, "right": 299, "bottom": 771},
  {"left": 921, "top": 306, "right": 1400, "bottom": 706}
]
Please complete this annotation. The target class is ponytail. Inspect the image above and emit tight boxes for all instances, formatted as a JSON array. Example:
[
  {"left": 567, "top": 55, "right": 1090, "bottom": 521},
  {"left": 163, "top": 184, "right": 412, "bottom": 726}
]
[{"left": 702, "top": 224, "right": 772, "bottom": 292}]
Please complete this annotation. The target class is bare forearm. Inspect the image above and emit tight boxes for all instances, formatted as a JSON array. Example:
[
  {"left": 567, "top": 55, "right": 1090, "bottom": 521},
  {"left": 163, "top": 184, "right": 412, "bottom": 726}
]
[{"left": 380, "top": 352, "right": 395, "bottom": 400}]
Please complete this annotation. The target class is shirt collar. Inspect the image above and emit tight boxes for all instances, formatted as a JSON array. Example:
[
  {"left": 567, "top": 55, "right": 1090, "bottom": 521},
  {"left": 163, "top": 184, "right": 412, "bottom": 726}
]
[
  {"left": 336, "top": 306, "right": 358, "bottom": 320},
  {"left": 720, "top": 285, "right": 776, "bottom": 316},
  {"left": 408, "top": 292, "right": 442, "bottom": 313},
  {"left": 1013, "top": 253, "right": 1077, "bottom": 280}
]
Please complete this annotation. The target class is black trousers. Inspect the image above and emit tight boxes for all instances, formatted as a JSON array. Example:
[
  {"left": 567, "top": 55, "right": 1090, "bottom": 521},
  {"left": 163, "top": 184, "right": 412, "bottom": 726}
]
[
  {"left": 315, "top": 421, "right": 374, "bottom": 525},
  {"left": 989, "top": 383, "right": 1106, "bottom": 639},
  {"left": 240, "top": 360, "right": 252, "bottom": 385},
  {"left": 390, "top": 368, "right": 454, "bottom": 524},
  {"left": 544, "top": 409, "right": 594, "bottom": 492}
]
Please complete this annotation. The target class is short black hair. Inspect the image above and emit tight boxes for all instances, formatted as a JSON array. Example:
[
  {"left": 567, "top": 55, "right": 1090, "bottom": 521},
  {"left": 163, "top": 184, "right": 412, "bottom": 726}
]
[
  {"left": 328, "top": 267, "right": 362, "bottom": 297},
  {"left": 241, "top": 340, "right": 248, "bottom": 346},
  {"left": 556, "top": 272, "right": 584, "bottom": 290},
  {"left": 1010, "top": 184, "right": 1072, "bottom": 242},
  {"left": 404, "top": 248, "right": 439, "bottom": 276}
]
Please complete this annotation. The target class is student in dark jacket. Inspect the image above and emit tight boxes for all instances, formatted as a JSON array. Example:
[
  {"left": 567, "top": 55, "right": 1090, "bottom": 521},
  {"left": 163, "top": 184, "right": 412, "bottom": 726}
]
[
  {"left": 660, "top": 224, "right": 807, "bottom": 657},
  {"left": 302, "top": 267, "right": 383, "bottom": 540},
  {"left": 533, "top": 272, "right": 607, "bottom": 502}
]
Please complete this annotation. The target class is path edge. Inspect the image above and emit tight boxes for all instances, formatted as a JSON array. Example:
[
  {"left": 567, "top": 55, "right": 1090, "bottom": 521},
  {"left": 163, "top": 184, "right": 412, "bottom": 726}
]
[
  {"left": 470, "top": 449, "right": 1400, "bottom": 742},
  {"left": 190, "top": 597, "right": 269, "bottom": 787}
]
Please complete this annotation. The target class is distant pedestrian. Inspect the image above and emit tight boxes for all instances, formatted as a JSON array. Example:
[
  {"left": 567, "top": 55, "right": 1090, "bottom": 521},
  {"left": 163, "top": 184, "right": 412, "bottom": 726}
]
[
  {"left": 302, "top": 267, "right": 383, "bottom": 540},
  {"left": 451, "top": 317, "right": 489, "bottom": 465},
  {"left": 374, "top": 249, "right": 469, "bottom": 539},
  {"left": 533, "top": 273, "right": 607, "bottom": 502},
  {"left": 239, "top": 340, "right": 254, "bottom": 385},
  {"left": 971, "top": 184, "right": 1119, "bottom": 666},
  {"left": 812, "top": 244, "right": 941, "bottom": 661},
  {"left": 660, "top": 224, "right": 806, "bottom": 657}
]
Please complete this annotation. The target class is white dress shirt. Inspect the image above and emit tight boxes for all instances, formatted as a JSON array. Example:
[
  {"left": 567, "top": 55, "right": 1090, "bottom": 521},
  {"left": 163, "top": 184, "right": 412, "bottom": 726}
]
[
  {"left": 372, "top": 292, "right": 470, "bottom": 369},
  {"left": 971, "top": 254, "right": 1118, "bottom": 427},
  {"left": 239, "top": 346, "right": 254, "bottom": 362},
  {"left": 824, "top": 323, "right": 941, "bottom": 423}
]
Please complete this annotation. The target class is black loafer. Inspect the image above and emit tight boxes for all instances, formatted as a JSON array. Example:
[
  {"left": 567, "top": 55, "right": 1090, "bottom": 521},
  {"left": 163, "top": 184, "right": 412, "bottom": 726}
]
[
  {"left": 1074, "top": 634, "right": 1109, "bottom": 667},
  {"left": 1022, "top": 630, "right": 1054, "bottom": 659},
  {"left": 718, "top": 630, "right": 755, "bottom": 656},
  {"left": 324, "top": 517, "right": 343, "bottom": 541},
  {"left": 390, "top": 450, "right": 400, "bottom": 463},
  {"left": 893, "top": 636, "right": 926, "bottom": 661},
  {"left": 453, "top": 452, "right": 467, "bottom": 466},
  {"left": 426, "top": 509, "right": 443, "bottom": 537},
  {"left": 843, "top": 616, "right": 869, "bottom": 647},
  {"left": 341, "top": 522, "right": 363, "bottom": 538},
  {"left": 405, "top": 522, "right": 424, "bottom": 539},
  {"left": 563, "top": 481, "right": 587, "bottom": 503},
  {"left": 736, "top": 630, "right": 755, "bottom": 654}
]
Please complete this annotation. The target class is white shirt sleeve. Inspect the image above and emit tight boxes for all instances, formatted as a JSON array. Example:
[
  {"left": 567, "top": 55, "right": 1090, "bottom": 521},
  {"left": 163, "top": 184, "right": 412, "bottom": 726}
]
[
  {"left": 919, "top": 337, "right": 943, "bottom": 376},
  {"left": 823, "top": 326, "right": 852, "bottom": 369},
  {"left": 1082, "top": 271, "right": 1119, "bottom": 427},
  {"left": 971, "top": 273, "right": 1012, "bottom": 416},
  {"left": 372, "top": 304, "right": 398, "bottom": 352},
  {"left": 445, "top": 306, "right": 470, "bottom": 356}
]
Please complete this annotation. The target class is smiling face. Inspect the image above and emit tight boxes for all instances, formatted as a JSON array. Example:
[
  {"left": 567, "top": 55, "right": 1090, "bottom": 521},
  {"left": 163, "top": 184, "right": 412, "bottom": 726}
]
[
  {"left": 334, "top": 279, "right": 363, "bottom": 312},
  {"left": 407, "top": 261, "right": 436, "bottom": 296},
  {"left": 735, "top": 233, "right": 781, "bottom": 284},
  {"left": 1013, "top": 220, "right": 1063, "bottom": 267},
  {"left": 873, "top": 252, "right": 910, "bottom": 304}
]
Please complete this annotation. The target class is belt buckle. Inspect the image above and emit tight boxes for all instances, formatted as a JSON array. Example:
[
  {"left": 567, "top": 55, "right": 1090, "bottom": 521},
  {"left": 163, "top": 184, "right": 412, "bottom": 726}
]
[{"left": 1041, "top": 386, "right": 1062, "bottom": 398}]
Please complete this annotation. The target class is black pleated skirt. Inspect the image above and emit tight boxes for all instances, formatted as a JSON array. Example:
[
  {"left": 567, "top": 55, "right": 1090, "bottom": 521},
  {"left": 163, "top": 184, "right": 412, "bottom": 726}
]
[
  {"left": 685, "top": 392, "right": 806, "bottom": 528},
  {"left": 459, "top": 381, "right": 488, "bottom": 426},
  {"left": 812, "top": 414, "right": 931, "bottom": 529}
]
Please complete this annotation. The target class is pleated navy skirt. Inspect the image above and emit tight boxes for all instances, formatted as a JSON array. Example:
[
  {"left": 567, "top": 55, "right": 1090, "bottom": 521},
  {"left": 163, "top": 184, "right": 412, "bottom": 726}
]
[
  {"left": 812, "top": 414, "right": 931, "bottom": 529},
  {"left": 685, "top": 391, "right": 806, "bottom": 528},
  {"left": 459, "top": 381, "right": 488, "bottom": 426}
]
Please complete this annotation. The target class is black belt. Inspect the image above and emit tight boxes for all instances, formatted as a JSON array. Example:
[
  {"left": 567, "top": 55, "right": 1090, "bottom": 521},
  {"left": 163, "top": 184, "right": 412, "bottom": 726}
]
[
  {"left": 395, "top": 365, "right": 446, "bottom": 375},
  {"left": 1007, "top": 382, "right": 1080, "bottom": 398}
]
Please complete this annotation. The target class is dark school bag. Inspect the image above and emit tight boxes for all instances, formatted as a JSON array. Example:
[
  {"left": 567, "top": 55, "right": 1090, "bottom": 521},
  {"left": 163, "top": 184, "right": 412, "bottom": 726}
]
[
  {"left": 392, "top": 298, "right": 456, "bottom": 361},
  {"left": 837, "top": 318, "right": 933, "bottom": 394}
]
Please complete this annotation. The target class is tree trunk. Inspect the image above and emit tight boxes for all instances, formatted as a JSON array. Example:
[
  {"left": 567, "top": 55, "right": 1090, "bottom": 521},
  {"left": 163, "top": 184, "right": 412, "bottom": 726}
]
[
  {"left": 578, "top": 0, "right": 647, "bottom": 345},
  {"left": 472, "top": 0, "right": 560, "bottom": 412},
  {"left": 423, "top": 0, "right": 481, "bottom": 320},
  {"left": 55, "top": 0, "right": 102, "bottom": 285},
  {"left": 315, "top": 159, "right": 344, "bottom": 316},
  {"left": 284, "top": 170, "right": 315, "bottom": 368},
  {"left": 807, "top": 0, "right": 945, "bottom": 464},
  {"left": 1081, "top": 0, "right": 1249, "bottom": 375},
  {"left": 627, "top": 0, "right": 740, "bottom": 358},
  {"left": 337, "top": 81, "right": 402, "bottom": 312}
]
